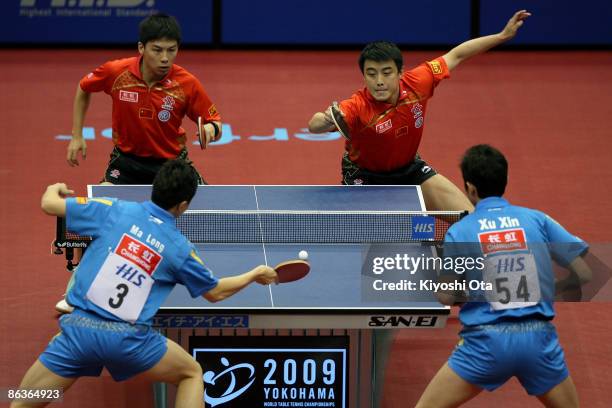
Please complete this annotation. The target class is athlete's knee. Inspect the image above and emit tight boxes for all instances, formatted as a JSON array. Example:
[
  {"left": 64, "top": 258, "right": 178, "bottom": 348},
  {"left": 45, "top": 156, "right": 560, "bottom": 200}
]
[{"left": 180, "top": 358, "right": 203, "bottom": 382}]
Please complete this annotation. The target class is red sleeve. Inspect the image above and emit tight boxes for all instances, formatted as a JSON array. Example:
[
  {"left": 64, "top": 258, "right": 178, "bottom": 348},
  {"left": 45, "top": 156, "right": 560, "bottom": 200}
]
[
  {"left": 402, "top": 56, "right": 450, "bottom": 99},
  {"left": 79, "top": 61, "right": 114, "bottom": 94},
  {"left": 339, "top": 93, "right": 365, "bottom": 131},
  {"left": 186, "top": 80, "right": 221, "bottom": 123}
]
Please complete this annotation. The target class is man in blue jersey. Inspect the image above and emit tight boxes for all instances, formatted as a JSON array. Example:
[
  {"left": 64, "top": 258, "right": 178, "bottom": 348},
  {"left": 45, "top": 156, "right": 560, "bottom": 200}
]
[
  {"left": 415, "top": 145, "right": 592, "bottom": 408},
  {"left": 10, "top": 160, "right": 277, "bottom": 408}
]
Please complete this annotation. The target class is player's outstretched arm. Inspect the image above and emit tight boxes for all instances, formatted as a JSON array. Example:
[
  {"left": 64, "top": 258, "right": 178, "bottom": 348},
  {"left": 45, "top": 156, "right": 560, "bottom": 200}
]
[
  {"left": 442, "top": 10, "right": 531, "bottom": 71},
  {"left": 41, "top": 183, "right": 74, "bottom": 217},
  {"left": 308, "top": 106, "right": 337, "bottom": 134},
  {"left": 67, "top": 84, "right": 91, "bottom": 167},
  {"left": 203, "top": 266, "right": 278, "bottom": 302}
]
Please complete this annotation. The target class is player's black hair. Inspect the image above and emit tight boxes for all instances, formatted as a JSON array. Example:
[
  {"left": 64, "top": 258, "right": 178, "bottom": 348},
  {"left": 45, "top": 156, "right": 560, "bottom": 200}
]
[
  {"left": 139, "top": 13, "right": 182, "bottom": 46},
  {"left": 460, "top": 144, "right": 508, "bottom": 198},
  {"left": 358, "top": 41, "right": 403, "bottom": 73},
  {"left": 151, "top": 159, "right": 198, "bottom": 210}
]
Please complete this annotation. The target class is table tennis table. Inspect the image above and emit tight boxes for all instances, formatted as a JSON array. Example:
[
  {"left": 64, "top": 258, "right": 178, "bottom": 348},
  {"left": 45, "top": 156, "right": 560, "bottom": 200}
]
[{"left": 63, "top": 185, "right": 454, "bottom": 408}]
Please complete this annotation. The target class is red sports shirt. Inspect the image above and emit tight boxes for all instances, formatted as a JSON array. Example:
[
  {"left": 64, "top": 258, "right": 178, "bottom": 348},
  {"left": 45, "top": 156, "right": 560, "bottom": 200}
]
[
  {"left": 339, "top": 56, "right": 450, "bottom": 172},
  {"left": 80, "top": 56, "right": 221, "bottom": 159}
]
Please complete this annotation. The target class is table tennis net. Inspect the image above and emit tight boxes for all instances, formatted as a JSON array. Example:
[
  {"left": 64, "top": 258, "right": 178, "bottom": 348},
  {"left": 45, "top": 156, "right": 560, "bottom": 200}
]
[
  {"left": 59, "top": 211, "right": 465, "bottom": 245},
  {"left": 175, "top": 210, "right": 464, "bottom": 243}
]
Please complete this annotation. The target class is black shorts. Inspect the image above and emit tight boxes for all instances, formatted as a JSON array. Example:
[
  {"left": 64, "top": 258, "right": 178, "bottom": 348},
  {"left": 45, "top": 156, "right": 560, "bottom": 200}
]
[
  {"left": 341, "top": 153, "right": 437, "bottom": 185},
  {"left": 103, "top": 147, "right": 206, "bottom": 185}
]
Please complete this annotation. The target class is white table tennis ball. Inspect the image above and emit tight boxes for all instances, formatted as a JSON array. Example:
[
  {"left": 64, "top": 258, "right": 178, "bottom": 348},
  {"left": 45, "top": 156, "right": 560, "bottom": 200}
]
[{"left": 298, "top": 250, "right": 309, "bottom": 260}]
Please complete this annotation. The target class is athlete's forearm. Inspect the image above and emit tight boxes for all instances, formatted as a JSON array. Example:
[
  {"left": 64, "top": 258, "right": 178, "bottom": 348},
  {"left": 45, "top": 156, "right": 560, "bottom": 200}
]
[
  {"left": 203, "top": 269, "right": 259, "bottom": 302},
  {"left": 443, "top": 10, "right": 530, "bottom": 71},
  {"left": 308, "top": 112, "right": 336, "bottom": 134},
  {"left": 72, "top": 84, "right": 91, "bottom": 139},
  {"left": 443, "top": 33, "right": 506, "bottom": 71}
]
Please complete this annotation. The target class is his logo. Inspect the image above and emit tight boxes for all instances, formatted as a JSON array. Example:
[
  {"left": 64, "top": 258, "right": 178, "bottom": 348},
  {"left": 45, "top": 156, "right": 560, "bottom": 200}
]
[
  {"left": 109, "top": 169, "right": 120, "bottom": 179},
  {"left": 421, "top": 165, "right": 432, "bottom": 174},
  {"left": 376, "top": 119, "right": 392, "bottom": 134},
  {"left": 119, "top": 90, "right": 138, "bottom": 103},
  {"left": 203, "top": 357, "right": 256, "bottom": 406},
  {"left": 412, "top": 216, "right": 435, "bottom": 239},
  {"left": 158, "top": 110, "right": 171, "bottom": 122}
]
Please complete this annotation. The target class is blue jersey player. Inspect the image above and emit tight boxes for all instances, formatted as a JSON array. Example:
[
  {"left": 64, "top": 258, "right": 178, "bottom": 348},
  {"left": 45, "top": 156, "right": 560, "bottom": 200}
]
[
  {"left": 11, "top": 160, "right": 277, "bottom": 408},
  {"left": 416, "top": 145, "right": 592, "bottom": 408}
]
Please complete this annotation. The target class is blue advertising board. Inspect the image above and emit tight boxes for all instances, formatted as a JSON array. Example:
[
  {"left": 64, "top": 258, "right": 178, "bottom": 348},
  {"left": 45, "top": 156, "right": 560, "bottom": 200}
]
[
  {"left": 480, "top": 0, "right": 612, "bottom": 45},
  {"left": 221, "top": 0, "right": 471, "bottom": 45},
  {"left": 4, "top": 0, "right": 213, "bottom": 44}
]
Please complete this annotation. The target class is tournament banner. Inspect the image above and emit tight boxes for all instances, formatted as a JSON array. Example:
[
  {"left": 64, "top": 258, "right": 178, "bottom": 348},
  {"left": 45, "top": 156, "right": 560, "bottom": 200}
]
[
  {"left": 4, "top": 0, "right": 213, "bottom": 44},
  {"left": 190, "top": 336, "right": 348, "bottom": 408}
]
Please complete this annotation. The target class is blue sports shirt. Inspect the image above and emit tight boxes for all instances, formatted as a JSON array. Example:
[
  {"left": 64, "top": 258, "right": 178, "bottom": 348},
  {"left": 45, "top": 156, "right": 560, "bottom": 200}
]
[
  {"left": 444, "top": 197, "right": 588, "bottom": 326},
  {"left": 65, "top": 197, "right": 219, "bottom": 325}
]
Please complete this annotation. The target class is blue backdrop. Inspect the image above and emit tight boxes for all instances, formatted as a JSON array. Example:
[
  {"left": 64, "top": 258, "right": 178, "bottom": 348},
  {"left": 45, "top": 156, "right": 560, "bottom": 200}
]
[
  {"left": 3, "top": 0, "right": 213, "bottom": 44},
  {"left": 221, "top": 0, "right": 471, "bottom": 45},
  {"left": 3, "top": 0, "right": 611, "bottom": 45}
]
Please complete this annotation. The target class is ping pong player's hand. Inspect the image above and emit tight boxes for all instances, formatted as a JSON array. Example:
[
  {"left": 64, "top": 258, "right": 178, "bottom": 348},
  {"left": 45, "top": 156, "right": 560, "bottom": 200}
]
[
  {"left": 325, "top": 103, "right": 346, "bottom": 125},
  {"left": 323, "top": 106, "right": 335, "bottom": 127},
  {"left": 254, "top": 265, "right": 278, "bottom": 285},
  {"left": 49, "top": 183, "right": 74, "bottom": 197},
  {"left": 67, "top": 136, "right": 87, "bottom": 167},
  {"left": 200, "top": 123, "right": 215, "bottom": 147}
]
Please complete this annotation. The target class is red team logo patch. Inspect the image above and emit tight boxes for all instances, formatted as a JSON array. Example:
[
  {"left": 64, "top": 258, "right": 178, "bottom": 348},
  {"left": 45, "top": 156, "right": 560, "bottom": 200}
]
[
  {"left": 478, "top": 228, "right": 527, "bottom": 255},
  {"left": 376, "top": 119, "right": 392, "bottom": 134},
  {"left": 119, "top": 90, "right": 138, "bottom": 103},
  {"left": 115, "top": 234, "right": 162, "bottom": 274}
]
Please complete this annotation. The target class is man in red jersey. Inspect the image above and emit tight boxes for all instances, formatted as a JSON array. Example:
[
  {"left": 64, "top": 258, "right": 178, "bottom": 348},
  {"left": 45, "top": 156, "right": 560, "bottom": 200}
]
[
  {"left": 308, "top": 10, "right": 530, "bottom": 408},
  {"left": 66, "top": 13, "right": 221, "bottom": 184},
  {"left": 57, "top": 13, "right": 222, "bottom": 314},
  {"left": 309, "top": 10, "right": 531, "bottom": 213}
]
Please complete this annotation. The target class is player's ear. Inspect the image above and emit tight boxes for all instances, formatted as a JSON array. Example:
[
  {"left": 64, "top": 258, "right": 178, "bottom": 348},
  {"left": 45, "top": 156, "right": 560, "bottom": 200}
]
[
  {"left": 177, "top": 200, "right": 190, "bottom": 215},
  {"left": 137, "top": 42, "right": 145, "bottom": 55},
  {"left": 465, "top": 182, "right": 478, "bottom": 202}
]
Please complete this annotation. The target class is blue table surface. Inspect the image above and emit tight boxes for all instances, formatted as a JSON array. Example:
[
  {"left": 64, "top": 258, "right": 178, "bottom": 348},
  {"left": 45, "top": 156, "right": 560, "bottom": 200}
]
[{"left": 88, "top": 185, "right": 443, "bottom": 311}]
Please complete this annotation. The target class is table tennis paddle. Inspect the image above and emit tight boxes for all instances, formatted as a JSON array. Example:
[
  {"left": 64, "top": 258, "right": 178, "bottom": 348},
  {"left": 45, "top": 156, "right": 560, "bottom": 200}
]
[
  {"left": 274, "top": 260, "right": 310, "bottom": 283},
  {"left": 196, "top": 116, "right": 205, "bottom": 150},
  {"left": 329, "top": 101, "right": 351, "bottom": 140}
]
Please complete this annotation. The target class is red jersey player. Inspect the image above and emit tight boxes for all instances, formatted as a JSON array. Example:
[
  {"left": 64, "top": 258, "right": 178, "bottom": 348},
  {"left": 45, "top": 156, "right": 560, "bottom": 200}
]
[
  {"left": 309, "top": 10, "right": 531, "bottom": 213},
  {"left": 66, "top": 13, "right": 221, "bottom": 184}
]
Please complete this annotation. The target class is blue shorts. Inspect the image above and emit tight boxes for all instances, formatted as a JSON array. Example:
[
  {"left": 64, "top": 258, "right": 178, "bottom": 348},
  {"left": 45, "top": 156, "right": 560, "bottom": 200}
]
[
  {"left": 39, "top": 309, "right": 167, "bottom": 381},
  {"left": 448, "top": 319, "right": 569, "bottom": 396}
]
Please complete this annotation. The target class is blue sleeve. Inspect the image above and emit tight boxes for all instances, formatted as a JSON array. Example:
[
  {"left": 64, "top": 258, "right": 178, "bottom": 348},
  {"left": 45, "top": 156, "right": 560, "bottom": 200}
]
[
  {"left": 175, "top": 246, "right": 219, "bottom": 298},
  {"left": 65, "top": 197, "right": 117, "bottom": 238},
  {"left": 542, "top": 213, "right": 589, "bottom": 266}
]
